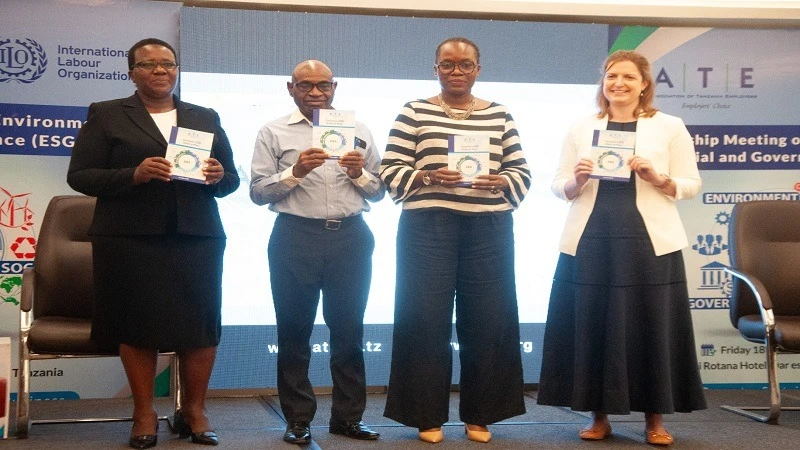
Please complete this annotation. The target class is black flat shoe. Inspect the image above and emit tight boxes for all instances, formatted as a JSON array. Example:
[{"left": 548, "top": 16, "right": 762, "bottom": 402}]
[
  {"left": 329, "top": 420, "right": 380, "bottom": 440},
  {"left": 129, "top": 422, "right": 159, "bottom": 449},
  {"left": 283, "top": 421, "right": 311, "bottom": 445}
]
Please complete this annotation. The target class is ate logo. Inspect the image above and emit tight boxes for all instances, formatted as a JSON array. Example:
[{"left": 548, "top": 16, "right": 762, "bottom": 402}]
[
  {"left": 655, "top": 65, "right": 755, "bottom": 90},
  {"left": 0, "top": 37, "right": 48, "bottom": 83}
]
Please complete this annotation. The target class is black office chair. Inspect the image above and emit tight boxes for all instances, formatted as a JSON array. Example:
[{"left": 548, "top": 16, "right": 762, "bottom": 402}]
[
  {"left": 16, "top": 195, "right": 180, "bottom": 437},
  {"left": 722, "top": 200, "right": 800, "bottom": 424}
]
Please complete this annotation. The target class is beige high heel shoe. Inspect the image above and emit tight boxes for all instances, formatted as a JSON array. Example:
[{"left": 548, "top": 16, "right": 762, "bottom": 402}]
[
  {"left": 418, "top": 427, "right": 444, "bottom": 443},
  {"left": 465, "top": 424, "right": 491, "bottom": 443}
]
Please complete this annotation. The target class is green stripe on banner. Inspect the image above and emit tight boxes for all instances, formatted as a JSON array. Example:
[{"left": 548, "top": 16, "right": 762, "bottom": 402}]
[
  {"left": 155, "top": 366, "right": 171, "bottom": 397},
  {"left": 609, "top": 26, "right": 659, "bottom": 53}
]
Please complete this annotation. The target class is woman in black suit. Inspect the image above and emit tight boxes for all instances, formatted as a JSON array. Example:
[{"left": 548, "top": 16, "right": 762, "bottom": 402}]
[{"left": 67, "top": 38, "right": 239, "bottom": 448}]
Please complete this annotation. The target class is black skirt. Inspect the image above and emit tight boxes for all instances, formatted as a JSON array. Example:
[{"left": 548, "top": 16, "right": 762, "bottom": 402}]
[
  {"left": 90, "top": 234, "right": 225, "bottom": 350},
  {"left": 537, "top": 168, "right": 706, "bottom": 414}
]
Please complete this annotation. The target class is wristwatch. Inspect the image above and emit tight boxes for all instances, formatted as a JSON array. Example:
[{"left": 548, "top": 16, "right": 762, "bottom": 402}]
[
  {"left": 656, "top": 173, "right": 672, "bottom": 188},
  {"left": 422, "top": 170, "right": 432, "bottom": 186}
]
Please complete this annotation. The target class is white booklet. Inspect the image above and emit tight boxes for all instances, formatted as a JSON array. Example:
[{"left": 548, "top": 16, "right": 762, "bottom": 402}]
[
  {"left": 165, "top": 126, "right": 214, "bottom": 184},
  {"left": 589, "top": 129, "right": 636, "bottom": 182},
  {"left": 448, "top": 135, "right": 490, "bottom": 187},
  {"left": 312, "top": 109, "right": 355, "bottom": 159}
]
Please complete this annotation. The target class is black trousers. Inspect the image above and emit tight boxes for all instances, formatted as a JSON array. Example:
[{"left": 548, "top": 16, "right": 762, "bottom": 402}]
[
  {"left": 384, "top": 210, "right": 526, "bottom": 430},
  {"left": 268, "top": 213, "right": 375, "bottom": 423}
]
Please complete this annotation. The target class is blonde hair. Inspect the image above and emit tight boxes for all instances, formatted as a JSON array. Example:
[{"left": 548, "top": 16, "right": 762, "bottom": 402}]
[{"left": 595, "top": 50, "right": 658, "bottom": 119}]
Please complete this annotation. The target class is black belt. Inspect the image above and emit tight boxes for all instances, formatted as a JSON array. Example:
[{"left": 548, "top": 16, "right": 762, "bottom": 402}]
[{"left": 278, "top": 213, "right": 362, "bottom": 231}]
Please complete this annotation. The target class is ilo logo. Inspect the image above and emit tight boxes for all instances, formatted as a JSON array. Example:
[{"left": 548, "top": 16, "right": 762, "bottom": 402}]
[{"left": 0, "top": 37, "right": 47, "bottom": 84}]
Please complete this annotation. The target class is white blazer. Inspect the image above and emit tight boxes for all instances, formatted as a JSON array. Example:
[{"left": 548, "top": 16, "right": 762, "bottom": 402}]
[{"left": 552, "top": 111, "right": 702, "bottom": 256}]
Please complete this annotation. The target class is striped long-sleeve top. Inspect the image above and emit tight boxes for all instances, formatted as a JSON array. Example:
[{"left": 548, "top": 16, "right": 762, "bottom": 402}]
[{"left": 379, "top": 99, "right": 531, "bottom": 213}]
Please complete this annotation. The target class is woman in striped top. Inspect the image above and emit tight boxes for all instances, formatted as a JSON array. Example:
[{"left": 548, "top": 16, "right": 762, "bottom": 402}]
[{"left": 380, "top": 37, "right": 531, "bottom": 444}]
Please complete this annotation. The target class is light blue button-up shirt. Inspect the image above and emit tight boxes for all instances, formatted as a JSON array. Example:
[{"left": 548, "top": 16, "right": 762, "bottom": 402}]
[{"left": 249, "top": 109, "right": 384, "bottom": 219}]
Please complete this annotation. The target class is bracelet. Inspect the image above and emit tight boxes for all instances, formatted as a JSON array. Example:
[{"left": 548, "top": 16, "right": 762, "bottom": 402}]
[{"left": 655, "top": 173, "right": 672, "bottom": 189}]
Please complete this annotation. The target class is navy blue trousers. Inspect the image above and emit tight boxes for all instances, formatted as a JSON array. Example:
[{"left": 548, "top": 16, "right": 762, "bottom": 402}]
[
  {"left": 384, "top": 210, "right": 526, "bottom": 429},
  {"left": 268, "top": 213, "right": 374, "bottom": 423}
]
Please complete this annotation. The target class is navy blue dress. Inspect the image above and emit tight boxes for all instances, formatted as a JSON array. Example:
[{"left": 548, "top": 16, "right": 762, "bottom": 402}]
[{"left": 537, "top": 121, "right": 706, "bottom": 414}]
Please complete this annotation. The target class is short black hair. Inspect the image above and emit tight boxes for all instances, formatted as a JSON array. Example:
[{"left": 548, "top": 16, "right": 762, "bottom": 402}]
[
  {"left": 435, "top": 37, "right": 480, "bottom": 63},
  {"left": 128, "top": 38, "right": 177, "bottom": 70}
]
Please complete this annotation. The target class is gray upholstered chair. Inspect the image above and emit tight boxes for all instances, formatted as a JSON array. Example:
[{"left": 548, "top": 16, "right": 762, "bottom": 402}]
[
  {"left": 722, "top": 200, "right": 800, "bottom": 424},
  {"left": 17, "top": 195, "right": 180, "bottom": 437}
]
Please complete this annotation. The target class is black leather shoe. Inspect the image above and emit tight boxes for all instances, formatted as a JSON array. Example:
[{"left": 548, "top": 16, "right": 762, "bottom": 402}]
[
  {"left": 129, "top": 422, "right": 159, "bottom": 449},
  {"left": 173, "top": 410, "right": 190, "bottom": 437},
  {"left": 190, "top": 431, "right": 219, "bottom": 446},
  {"left": 283, "top": 422, "right": 312, "bottom": 445},
  {"left": 174, "top": 410, "right": 219, "bottom": 445},
  {"left": 329, "top": 420, "right": 380, "bottom": 440},
  {"left": 129, "top": 434, "right": 158, "bottom": 449}
]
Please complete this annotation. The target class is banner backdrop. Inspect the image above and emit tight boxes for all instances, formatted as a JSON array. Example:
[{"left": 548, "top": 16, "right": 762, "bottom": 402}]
[
  {"left": 177, "top": 6, "right": 607, "bottom": 390},
  {"left": 0, "top": 0, "right": 180, "bottom": 399},
  {"left": 618, "top": 26, "right": 800, "bottom": 387}
]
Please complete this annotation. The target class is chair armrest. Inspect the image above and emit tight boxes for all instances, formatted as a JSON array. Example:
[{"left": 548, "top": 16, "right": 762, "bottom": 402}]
[
  {"left": 724, "top": 267, "right": 775, "bottom": 329},
  {"left": 21, "top": 267, "right": 34, "bottom": 312}
]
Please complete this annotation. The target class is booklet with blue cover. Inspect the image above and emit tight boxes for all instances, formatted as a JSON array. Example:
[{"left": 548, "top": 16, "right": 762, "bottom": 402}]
[
  {"left": 589, "top": 129, "right": 636, "bottom": 182},
  {"left": 165, "top": 126, "right": 214, "bottom": 183},
  {"left": 448, "top": 135, "right": 490, "bottom": 187},
  {"left": 312, "top": 109, "right": 356, "bottom": 159}
]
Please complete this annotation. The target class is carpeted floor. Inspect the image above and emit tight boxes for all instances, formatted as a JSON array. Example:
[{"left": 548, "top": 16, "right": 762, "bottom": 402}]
[{"left": 3, "top": 388, "right": 799, "bottom": 448}]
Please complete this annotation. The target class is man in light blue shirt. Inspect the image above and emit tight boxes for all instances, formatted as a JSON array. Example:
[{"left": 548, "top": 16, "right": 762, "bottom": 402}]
[{"left": 250, "top": 60, "right": 384, "bottom": 445}]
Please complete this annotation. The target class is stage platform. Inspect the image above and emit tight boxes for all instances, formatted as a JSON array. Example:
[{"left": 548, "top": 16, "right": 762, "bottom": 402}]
[{"left": 3, "top": 388, "right": 799, "bottom": 448}]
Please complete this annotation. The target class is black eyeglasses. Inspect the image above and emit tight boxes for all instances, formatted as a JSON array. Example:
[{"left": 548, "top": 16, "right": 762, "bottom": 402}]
[
  {"left": 132, "top": 61, "right": 179, "bottom": 71},
  {"left": 436, "top": 61, "right": 478, "bottom": 74},
  {"left": 293, "top": 81, "right": 334, "bottom": 93}
]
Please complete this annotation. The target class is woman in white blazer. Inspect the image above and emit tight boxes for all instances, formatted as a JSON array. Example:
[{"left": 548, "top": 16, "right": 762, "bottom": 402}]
[{"left": 537, "top": 50, "right": 706, "bottom": 446}]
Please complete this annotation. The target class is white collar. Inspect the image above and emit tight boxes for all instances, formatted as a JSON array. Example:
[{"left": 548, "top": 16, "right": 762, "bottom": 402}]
[{"left": 287, "top": 108, "right": 312, "bottom": 125}]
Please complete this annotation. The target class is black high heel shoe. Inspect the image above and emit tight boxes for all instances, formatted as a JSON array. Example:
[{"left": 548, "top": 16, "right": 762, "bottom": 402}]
[
  {"left": 129, "top": 422, "right": 159, "bottom": 449},
  {"left": 174, "top": 410, "right": 219, "bottom": 446},
  {"left": 173, "top": 410, "right": 189, "bottom": 436}
]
